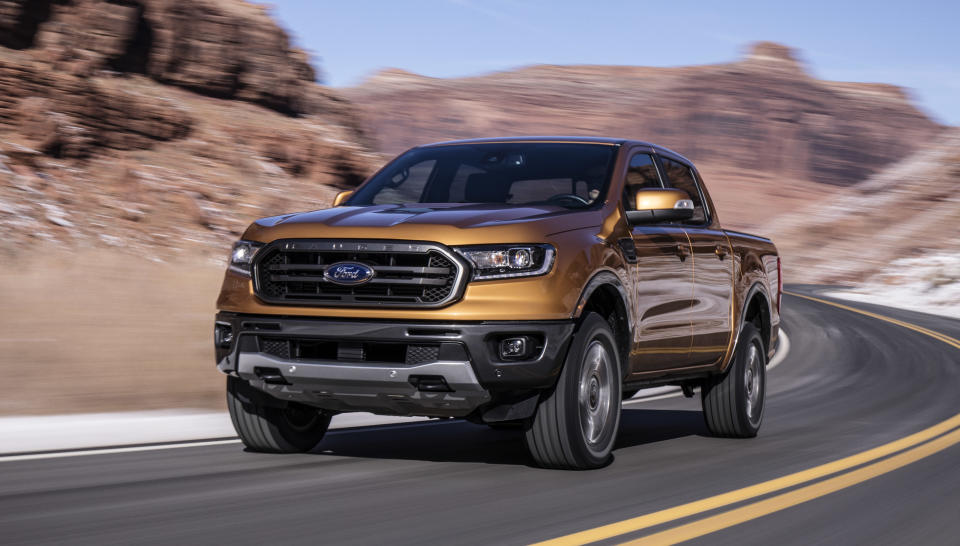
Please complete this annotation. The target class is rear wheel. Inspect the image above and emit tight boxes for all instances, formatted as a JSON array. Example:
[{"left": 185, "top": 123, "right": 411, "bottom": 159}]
[
  {"left": 701, "top": 323, "right": 766, "bottom": 437},
  {"left": 524, "top": 313, "right": 622, "bottom": 469},
  {"left": 227, "top": 376, "right": 331, "bottom": 453}
]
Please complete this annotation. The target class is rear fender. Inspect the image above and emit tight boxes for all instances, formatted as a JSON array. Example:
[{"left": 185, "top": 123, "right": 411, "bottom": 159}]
[{"left": 722, "top": 281, "right": 773, "bottom": 373}]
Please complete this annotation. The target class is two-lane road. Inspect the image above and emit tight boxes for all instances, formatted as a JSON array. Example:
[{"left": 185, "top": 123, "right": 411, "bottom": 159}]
[{"left": 2, "top": 287, "right": 958, "bottom": 545}]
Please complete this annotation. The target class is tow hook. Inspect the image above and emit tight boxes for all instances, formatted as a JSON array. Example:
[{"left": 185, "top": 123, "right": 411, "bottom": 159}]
[
  {"left": 409, "top": 375, "right": 453, "bottom": 392},
  {"left": 254, "top": 367, "right": 290, "bottom": 385}
]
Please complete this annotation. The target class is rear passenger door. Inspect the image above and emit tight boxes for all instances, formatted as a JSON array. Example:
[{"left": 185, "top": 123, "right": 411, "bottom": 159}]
[
  {"left": 622, "top": 151, "right": 696, "bottom": 374},
  {"left": 658, "top": 155, "right": 734, "bottom": 367}
]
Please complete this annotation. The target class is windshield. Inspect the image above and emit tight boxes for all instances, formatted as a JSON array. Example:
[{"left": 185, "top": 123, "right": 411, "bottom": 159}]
[{"left": 348, "top": 143, "right": 618, "bottom": 209}]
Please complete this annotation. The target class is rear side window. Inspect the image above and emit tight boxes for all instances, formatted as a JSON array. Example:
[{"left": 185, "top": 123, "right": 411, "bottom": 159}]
[
  {"left": 659, "top": 157, "right": 707, "bottom": 223},
  {"left": 622, "top": 153, "right": 663, "bottom": 210}
]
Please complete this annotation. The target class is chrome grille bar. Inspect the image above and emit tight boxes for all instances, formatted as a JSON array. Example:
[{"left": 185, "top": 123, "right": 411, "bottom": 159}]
[{"left": 252, "top": 240, "right": 466, "bottom": 308}]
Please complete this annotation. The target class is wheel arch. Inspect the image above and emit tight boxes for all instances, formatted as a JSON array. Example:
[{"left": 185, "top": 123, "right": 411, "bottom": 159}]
[
  {"left": 737, "top": 282, "right": 774, "bottom": 358},
  {"left": 573, "top": 270, "right": 632, "bottom": 379},
  {"left": 740, "top": 282, "right": 773, "bottom": 352}
]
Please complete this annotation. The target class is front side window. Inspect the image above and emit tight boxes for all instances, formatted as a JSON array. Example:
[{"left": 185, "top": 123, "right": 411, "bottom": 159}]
[
  {"left": 349, "top": 143, "right": 617, "bottom": 210},
  {"left": 659, "top": 157, "right": 708, "bottom": 223},
  {"left": 622, "top": 153, "right": 663, "bottom": 210}
]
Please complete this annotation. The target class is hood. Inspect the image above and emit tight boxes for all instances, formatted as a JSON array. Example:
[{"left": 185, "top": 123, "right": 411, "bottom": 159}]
[{"left": 242, "top": 203, "right": 604, "bottom": 245}]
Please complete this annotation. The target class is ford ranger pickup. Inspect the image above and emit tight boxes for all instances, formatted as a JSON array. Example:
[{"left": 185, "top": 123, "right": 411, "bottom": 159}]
[{"left": 214, "top": 137, "right": 781, "bottom": 469}]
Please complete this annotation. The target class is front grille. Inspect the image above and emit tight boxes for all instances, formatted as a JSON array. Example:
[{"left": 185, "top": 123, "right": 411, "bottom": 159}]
[
  {"left": 258, "top": 336, "right": 442, "bottom": 365},
  {"left": 253, "top": 240, "right": 465, "bottom": 307}
]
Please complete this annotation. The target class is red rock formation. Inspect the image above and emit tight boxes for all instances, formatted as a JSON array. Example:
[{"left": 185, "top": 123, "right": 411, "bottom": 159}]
[
  {"left": 2, "top": 0, "right": 320, "bottom": 115},
  {"left": 345, "top": 42, "right": 942, "bottom": 187},
  {"left": 0, "top": 0, "right": 377, "bottom": 256},
  {"left": 768, "top": 127, "right": 960, "bottom": 283}
]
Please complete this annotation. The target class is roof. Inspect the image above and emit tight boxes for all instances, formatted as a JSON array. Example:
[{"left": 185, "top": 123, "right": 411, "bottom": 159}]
[
  {"left": 422, "top": 136, "right": 629, "bottom": 146},
  {"left": 419, "top": 136, "right": 690, "bottom": 163}
]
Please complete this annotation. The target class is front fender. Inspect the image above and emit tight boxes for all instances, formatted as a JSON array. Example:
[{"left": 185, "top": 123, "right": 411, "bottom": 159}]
[{"left": 573, "top": 269, "right": 634, "bottom": 336}]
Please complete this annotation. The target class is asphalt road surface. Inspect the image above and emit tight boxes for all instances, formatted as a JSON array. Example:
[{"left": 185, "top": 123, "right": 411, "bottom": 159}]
[{"left": 2, "top": 286, "right": 959, "bottom": 545}]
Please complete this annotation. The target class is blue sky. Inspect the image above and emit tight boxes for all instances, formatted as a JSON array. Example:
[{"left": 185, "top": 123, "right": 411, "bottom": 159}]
[{"left": 263, "top": 0, "right": 960, "bottom": 125}]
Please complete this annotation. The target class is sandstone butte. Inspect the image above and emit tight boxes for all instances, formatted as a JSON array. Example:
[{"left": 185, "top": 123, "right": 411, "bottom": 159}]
[
  {"left": 346, "top": 41, "right": 941, "bottom": 189},
  {"left": 345, "top": 41, "right": 958, "bottom": 283}
]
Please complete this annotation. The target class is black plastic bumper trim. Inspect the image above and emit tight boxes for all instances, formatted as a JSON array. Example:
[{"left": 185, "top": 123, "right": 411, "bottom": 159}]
[{"left": 215, "top": 312, "right": 575, "bottom": 391}]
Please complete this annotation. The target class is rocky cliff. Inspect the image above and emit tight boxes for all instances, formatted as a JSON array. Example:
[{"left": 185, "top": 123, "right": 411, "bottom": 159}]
[
  {"left": 345, "top": 42, "right": 941, "bottom": 189},
  {"left": 0, "top": 0, "right": 377, "bottom": 256},
  {"left": 768, "top": 127, "right": 960, "bottom": 283},
  {"left": 1, "top": 0, "right": 323, "bottom": 115}
]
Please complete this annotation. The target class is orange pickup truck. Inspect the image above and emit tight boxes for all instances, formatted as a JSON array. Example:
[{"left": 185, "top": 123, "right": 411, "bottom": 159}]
[{"left": 214, "top": 137, "right": 781, "bottom": 469}]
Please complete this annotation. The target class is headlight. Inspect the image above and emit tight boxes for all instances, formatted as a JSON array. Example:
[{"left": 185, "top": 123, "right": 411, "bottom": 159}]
[
  {"left": 228, "top": 240, "right": 264, "bottom": 277},
  {"left": 455, "top": 244, "right": 555, "bottom": 280}
]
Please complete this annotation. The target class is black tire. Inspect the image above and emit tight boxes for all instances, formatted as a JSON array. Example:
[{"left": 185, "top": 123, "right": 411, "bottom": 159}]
[
  {"left": 227, "top": 376, "right": 331, "bottom": 453},
  {"left": 702, "top": 323, "right": 766, "bottom": 437},
  {"left": 524, "top": 312, "right": 622, "bottom": 469}
]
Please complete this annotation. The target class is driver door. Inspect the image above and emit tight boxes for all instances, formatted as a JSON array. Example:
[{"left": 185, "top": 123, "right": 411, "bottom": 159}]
[{"left": 622, "top": 151, "right": 696, "bottom": 374}]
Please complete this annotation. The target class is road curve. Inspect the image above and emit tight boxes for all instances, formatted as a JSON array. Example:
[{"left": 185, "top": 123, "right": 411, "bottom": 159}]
[{"left": 1, "top": 286, "right": 959, "bottom": 545}]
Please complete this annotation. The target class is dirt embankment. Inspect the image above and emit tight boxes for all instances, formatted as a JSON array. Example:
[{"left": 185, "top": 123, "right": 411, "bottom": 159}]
[{"left": 0, "top": 250, "right": 225, "bottom": 414}]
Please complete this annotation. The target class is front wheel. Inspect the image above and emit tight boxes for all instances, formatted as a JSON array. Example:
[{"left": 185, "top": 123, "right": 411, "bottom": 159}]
[
  {"left": 524, "top": 313, "right": 622, "bottom": 469},
  {"left": 227, "top": 376, "right": 331, "bottom": 453},
  {"left": 701, "top": 323, "right": 766, "bottom": 437}
]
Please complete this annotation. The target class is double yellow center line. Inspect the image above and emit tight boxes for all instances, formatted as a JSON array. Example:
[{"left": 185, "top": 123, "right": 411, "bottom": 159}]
[{"left": 536, "top": 290, "right": 960, "bottom": 545}]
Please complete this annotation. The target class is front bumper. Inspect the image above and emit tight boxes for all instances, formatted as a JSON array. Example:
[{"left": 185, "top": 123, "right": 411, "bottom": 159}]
[{"left": 214, "top": 312, "right": 575, "bottom": 418}]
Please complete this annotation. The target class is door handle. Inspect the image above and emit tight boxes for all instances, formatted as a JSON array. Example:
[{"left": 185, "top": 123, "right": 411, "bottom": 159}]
[
  {"left": 715, "top": 245, "right": 728, "bottom": 260},
  {"left": 675, "top": 243, "right": 690, "bottom": 261}
]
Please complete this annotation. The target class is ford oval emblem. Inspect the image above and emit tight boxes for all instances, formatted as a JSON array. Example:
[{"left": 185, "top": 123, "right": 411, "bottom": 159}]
[{"left": 324, "top": 261, "right": 375, "bottom": 286}]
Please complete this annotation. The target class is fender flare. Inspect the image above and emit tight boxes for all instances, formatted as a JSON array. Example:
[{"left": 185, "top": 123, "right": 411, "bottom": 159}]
[
  {"left": 572, "top": 270, "right": 634, "bottom": 376},
  {"left": 572, "top": 269, "right": 634, "bottom": 333},
  {"left": 724, "top": 281, "right": 773, "bottom": 372}
]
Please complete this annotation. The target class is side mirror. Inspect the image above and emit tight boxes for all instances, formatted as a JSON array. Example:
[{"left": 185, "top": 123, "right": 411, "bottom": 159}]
[
  {"left": 332, "top": 190, "right": 354, "bottom": 207},
  {"left": 626, "top": 188, "right": 694, "bottom": 225}
]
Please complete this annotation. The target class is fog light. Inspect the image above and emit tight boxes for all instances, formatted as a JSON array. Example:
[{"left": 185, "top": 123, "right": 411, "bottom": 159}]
[
  {"left": 499, "top": 336, "right": 531, "bottom": 360},
  {"left": 215, "top": 323, "right": 233, "bottom": 348}
]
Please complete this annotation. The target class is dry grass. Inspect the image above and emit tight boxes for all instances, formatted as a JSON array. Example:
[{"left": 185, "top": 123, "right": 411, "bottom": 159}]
[{"left": 0, "top": 249, "right": 226, "bottom": 415}]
